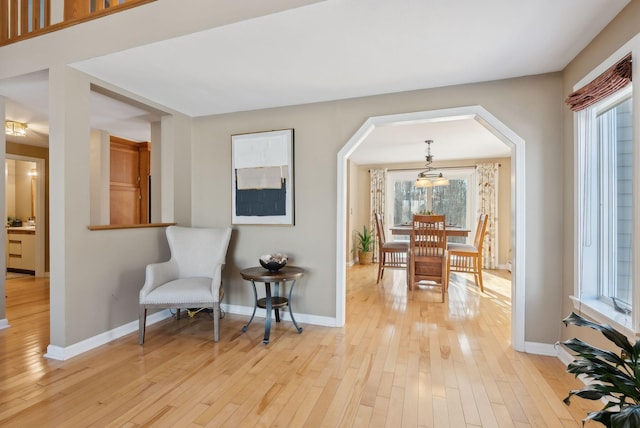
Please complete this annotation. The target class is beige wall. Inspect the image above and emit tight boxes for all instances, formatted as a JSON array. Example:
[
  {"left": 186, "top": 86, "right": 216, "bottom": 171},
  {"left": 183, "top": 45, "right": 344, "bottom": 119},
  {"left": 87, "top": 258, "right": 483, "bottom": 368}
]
[
  {"left": 352, "top": 156, "right": 512, "bottom": 265},
  {"left": 561, "top": 1, "right": 640, "bottom": 345},
  {"left": 193, "top": 72, "right": 564, "bottom": 343},
  {"left": 5, "top": 160, "right": 15, "bottom": 219},
  {"left": 0, "top": 2, "right": 320, "bottom": 348},
  {"left": 6, "top": 0, "right": 634, "bottom": 352},
  {"left": 14, "top": 160, "right": 35, "bottom": 221},
  {"left": 353, "top": 165, "right": 370, "bottom": 263},
  {"left": 346, "top": 159, "right": 366, "bottom": 264}
]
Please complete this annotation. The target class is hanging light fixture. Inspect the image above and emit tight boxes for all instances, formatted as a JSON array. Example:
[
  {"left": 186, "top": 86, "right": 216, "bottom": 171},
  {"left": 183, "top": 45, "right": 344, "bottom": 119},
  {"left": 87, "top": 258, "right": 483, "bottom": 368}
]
[
  {"left": 5, "top": 120, "right": 28, "bottom": 137},
  {"left": 415, "top": 139, "right": 449, "bottom": 188}
]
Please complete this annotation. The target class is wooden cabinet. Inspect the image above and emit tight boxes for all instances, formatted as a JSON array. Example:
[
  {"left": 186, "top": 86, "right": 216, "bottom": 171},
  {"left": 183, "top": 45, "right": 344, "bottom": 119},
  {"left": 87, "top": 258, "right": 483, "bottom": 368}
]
[
  {"left": 7, "top": 229, "right": 35, "bottom": 272},
  {"left": 110, "top": 136, "right": 151, "bottom": 225}
]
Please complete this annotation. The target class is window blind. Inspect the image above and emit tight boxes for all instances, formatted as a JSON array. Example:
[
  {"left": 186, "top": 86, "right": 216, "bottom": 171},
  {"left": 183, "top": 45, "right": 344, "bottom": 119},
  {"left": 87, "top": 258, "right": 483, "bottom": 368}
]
[{"left": 565, "top": 53, "right": 632, "bottom": 112}]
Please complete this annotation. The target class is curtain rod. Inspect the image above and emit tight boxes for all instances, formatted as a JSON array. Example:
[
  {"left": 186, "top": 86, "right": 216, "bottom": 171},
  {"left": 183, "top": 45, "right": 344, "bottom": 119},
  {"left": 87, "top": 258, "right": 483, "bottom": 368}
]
[{"left": 369, "top": 164, "right": 501, "bottom": 172}]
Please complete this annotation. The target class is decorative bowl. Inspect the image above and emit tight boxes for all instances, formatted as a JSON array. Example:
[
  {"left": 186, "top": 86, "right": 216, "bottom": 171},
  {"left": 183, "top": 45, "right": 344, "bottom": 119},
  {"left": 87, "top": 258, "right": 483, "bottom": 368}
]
[{"left": 259, "top": 253, "right": 288, "bottom": 272}]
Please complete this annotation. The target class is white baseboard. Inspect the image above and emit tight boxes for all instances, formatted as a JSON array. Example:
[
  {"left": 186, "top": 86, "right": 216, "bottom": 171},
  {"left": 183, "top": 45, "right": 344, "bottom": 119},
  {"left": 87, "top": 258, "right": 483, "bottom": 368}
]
[
  {"left": 222, "top": 303, "right": 339, "bottom": 327},
  {"left": 525, "top": 342, "right": 596, "bottom": 392},
  {"left": 43, "top": 304, "right": 338, "bottom": 361},
  {"left": 557, "top": 343, "right": 576, "bottom": 366},
  {"left": 0, "top": 318, "right": 10, "bottom": 330},
  {"left": 44, "top": 309, "right": 172, "bottom": 361},
  {"left": 523, "top": 341, "right": 559, "bottom": 357}
]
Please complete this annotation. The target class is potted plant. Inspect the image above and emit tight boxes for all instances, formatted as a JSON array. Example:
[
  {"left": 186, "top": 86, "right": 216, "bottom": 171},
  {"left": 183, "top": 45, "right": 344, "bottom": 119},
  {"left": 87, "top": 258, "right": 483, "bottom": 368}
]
[
  {"left": 355, "top": 225, "right": 373, "bottom": 265},
  {"left": 561, "top": 312, "right": 640, "bottom": 427}
]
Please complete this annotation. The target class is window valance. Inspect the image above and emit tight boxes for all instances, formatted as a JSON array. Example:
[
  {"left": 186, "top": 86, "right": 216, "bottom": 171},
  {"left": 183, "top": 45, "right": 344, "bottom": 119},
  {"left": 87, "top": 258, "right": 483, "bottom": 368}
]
[{"left": 565, "top": 53, "right": 632, "bottom": 112}]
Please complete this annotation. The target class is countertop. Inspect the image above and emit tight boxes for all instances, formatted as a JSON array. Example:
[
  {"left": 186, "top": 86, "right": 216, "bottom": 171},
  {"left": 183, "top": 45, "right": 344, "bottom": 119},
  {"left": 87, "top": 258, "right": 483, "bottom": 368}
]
[{"left": 7, "top": 226, "right": 36, "bottom": 233}]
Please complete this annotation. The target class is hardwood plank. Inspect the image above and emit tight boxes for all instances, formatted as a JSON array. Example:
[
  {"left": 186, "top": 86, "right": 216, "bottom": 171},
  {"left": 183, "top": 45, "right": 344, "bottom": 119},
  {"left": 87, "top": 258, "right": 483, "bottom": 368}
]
[{"left": 0, "top": 268, "right": 597, "bottom": 427}]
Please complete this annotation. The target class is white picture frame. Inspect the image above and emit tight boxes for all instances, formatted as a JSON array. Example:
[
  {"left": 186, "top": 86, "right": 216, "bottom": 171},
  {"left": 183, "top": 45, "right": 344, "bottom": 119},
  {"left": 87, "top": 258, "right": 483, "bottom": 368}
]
[{"left": 231, "top": 129, "right": 295, "bottom": 225}]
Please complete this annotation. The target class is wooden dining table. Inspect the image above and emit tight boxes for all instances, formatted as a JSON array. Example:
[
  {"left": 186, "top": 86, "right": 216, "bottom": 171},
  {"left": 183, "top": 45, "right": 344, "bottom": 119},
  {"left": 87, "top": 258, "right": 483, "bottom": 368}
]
[
  {"left": 389, "top": 224, "right": 471, "bottom": 288},
  {"left": 389, "top": 224, "right": 471, "bottom": 238}
]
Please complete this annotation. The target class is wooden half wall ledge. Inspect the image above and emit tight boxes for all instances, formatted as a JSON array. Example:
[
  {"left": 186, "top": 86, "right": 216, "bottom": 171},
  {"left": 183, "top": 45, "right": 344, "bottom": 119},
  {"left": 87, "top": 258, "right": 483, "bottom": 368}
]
[{"left": 88, "top": 222, "right": 176, "bottom": 231}]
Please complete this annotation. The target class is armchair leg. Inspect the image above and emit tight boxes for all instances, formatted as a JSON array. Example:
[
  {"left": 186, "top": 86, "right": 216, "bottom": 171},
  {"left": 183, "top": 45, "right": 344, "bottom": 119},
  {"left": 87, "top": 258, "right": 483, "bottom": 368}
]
[
  {"left": 139, "top": 306, "right": 147, "bottom": 345},
  {"left": 213, "top": 302, "right": 220, "bottom": 342}
]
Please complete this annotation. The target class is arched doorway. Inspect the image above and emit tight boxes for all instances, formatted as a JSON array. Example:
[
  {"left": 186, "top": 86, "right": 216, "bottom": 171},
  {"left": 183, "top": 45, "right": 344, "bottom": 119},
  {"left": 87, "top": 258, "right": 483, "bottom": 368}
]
[{"left": 335, "top": 105, "right": 526, "bottom": 351}]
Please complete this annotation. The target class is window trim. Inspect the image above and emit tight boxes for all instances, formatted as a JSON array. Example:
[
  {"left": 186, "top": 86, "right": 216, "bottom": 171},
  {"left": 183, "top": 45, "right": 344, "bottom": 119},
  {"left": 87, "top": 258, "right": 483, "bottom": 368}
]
[
  {"left": 571, "top": 35, "right": 640, "bottom": 337},
  {"left": 385, "top": 167, "right": 476, "bottom": 238}
]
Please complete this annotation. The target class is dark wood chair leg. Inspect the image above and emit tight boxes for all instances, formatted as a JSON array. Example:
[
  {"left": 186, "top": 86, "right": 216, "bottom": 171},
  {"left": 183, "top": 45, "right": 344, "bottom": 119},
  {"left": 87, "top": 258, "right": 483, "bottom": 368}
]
[{"left": 138, "top": 306, "right": 147, "bottom": 345}]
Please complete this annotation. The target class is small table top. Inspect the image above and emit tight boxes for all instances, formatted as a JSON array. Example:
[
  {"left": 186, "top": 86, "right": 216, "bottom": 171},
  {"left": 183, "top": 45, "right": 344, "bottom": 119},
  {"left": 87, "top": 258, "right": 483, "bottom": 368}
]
[
  {"left": 389, "top": 225, "right": 470, "bottom": 237},
  {"left": 240, "top": 266, "right": 305, "bottom": 282}
]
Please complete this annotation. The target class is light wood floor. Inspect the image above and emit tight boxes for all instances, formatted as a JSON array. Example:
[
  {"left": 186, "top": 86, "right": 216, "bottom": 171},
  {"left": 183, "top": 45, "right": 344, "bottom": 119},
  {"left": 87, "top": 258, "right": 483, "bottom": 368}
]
[{"left": 0, "top": 267, "right": 598, "bottom": 427}]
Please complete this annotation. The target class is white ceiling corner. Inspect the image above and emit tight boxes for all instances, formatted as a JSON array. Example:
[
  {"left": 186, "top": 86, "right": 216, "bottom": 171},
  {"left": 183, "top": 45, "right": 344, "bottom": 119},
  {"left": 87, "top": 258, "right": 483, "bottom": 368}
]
[{"left": 0, "top": 0, "right": 630, "bottom": 159}]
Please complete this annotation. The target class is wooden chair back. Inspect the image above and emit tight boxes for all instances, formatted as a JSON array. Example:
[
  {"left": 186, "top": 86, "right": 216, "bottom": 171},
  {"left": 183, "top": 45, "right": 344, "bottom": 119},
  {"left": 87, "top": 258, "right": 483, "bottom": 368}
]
[
  {"left": 447, "top": 213, "right": 489, "bottom": 292},
  {"left": 374, "top": 211, "right": 408, "bottom": 284},
  {"left": 411, "top": 214, "right": 446, "bottom": 258},
  {"left": 374, "top": 212, "right": 386, "bottom": 246},
  {"left": 408, "top": 214, "right": 447, "bottom": 301},
  {"left": 473, "top": 213, "right": 489, "bottom": 253}
]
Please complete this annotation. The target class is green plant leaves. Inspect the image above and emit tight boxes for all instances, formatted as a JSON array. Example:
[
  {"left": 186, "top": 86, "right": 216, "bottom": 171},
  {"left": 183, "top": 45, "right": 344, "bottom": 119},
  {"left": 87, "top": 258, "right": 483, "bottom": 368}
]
[
  {"left": 561, "top": 312, "right": 640, "bottom": 427},
  {"left": 563, "top": 312, "right": 634, "bottom": 355},
  {"left": 356, "top": 225, "right": 373, "bottom": 252},
  {"left": 611, "top": 406, "right": 640, "bottom": 428}
]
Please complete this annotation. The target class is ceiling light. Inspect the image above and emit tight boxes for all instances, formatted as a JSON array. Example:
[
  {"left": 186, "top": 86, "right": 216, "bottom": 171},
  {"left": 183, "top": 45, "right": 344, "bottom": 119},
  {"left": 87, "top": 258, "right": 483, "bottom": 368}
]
[
  {"left": 415, "top": 139, "right": 449, "bottom": 188},
  {"left": 5, "top": 120, "right": 28, "bottom": 137}
]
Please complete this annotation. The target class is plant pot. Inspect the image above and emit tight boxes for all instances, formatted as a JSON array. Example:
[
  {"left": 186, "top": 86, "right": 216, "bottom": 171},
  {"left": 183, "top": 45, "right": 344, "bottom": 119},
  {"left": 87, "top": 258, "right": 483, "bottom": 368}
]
[{"left": 358, "top": 250, "right": 373, "bottom": 265}]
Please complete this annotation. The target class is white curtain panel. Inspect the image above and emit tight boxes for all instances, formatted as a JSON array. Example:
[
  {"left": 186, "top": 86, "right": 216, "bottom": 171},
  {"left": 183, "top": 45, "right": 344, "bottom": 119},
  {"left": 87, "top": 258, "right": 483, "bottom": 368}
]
[
  {"left": 476, "top": 163, "right": 499, "bottom": 269},
  {"left": 369, "top": 169, "right": 386, "bottom": 262}
]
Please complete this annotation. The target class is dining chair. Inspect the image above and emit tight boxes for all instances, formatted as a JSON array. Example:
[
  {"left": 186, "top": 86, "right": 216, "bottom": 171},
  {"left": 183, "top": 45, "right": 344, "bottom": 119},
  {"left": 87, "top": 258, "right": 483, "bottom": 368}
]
[
  {"left": 139, "top": 225, "right": 232, "bottom": 344},
  {"left": 374, "top": 212, "right": 408, "bottom": 284},
  {"left": 447, "top": 213, "right": 488, "bottom": 292},
  {"left": 408, "top": 214, "right": 448, "bottom": 301}
]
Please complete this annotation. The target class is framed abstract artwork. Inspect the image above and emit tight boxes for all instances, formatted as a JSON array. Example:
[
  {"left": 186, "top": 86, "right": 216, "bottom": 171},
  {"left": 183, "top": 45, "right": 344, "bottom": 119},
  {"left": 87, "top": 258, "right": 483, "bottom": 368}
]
[{"left": 231, "top": 129, "right": 295, "bottom": 225}]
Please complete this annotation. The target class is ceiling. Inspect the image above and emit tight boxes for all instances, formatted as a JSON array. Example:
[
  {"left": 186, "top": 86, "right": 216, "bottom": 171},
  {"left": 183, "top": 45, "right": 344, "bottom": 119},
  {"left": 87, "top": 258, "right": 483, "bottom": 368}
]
[{"left": 1, "top": 0, "right": 630, "bottom": 162}]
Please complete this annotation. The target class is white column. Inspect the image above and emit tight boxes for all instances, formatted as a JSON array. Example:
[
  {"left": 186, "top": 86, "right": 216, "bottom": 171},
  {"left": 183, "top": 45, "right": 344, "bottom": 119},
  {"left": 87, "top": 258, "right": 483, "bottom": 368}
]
[{"left": 47, "top": 65, "right": 91, "bottom": 350}]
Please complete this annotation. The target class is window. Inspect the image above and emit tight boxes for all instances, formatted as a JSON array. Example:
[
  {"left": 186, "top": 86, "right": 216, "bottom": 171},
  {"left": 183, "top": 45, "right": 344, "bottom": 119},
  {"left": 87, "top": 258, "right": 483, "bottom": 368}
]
[
  {"left": 598, "top": 96, "right": 633, "bottom": 306},
  {"left": 575, "top": 85, "right": 634, "bottom": 326},
  {"left": 385, "top": 169, "right": 475, "bottom": 241}
]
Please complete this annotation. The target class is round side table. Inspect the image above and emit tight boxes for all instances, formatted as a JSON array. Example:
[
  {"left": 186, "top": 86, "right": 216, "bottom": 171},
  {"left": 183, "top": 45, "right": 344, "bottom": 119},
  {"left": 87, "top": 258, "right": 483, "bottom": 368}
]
[{"left": 239, "top": 266, "right": 304, "bottom": 344}]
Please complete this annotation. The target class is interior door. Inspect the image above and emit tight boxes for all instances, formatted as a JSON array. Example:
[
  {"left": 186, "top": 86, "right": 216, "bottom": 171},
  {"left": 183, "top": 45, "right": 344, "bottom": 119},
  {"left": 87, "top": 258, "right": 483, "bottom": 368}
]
[{"left": 110, "top": 136, "right": 150, "bottom": 225}]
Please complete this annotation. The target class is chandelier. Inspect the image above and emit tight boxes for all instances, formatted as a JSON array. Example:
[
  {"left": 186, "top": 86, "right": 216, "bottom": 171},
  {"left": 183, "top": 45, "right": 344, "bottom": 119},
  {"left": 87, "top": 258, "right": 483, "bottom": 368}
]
[
  {"left": 415, "top": 139, "right": 449, "bottom": 188},
  {"left": 5, "top": 120, "right": 27, "bottom": 137}
]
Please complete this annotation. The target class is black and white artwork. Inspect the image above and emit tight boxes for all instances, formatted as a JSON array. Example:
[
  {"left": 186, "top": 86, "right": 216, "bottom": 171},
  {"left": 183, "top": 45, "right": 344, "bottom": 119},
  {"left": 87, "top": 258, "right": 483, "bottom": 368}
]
[{"left": 231, "top": 129, "right": 294, "bottom": 225}]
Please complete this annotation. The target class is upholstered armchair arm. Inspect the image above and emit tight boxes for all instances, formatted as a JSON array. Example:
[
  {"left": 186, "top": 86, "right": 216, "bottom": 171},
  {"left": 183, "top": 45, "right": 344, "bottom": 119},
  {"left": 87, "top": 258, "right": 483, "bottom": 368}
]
[
  {"left": 140, "top": 260, "right": 179, "bottom": 299},
  {"left": 211, "top": 263, "right": 224, "bottom": 303}
]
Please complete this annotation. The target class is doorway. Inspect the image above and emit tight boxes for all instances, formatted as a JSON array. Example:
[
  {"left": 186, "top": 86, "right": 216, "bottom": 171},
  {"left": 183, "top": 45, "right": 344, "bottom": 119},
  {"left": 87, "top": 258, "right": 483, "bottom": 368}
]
[
  {"left": 336, "top": 105, "right": 526, "bottom": 351},
  {"left": 5, "top": 155, "right": 46, "bottom": 277}
]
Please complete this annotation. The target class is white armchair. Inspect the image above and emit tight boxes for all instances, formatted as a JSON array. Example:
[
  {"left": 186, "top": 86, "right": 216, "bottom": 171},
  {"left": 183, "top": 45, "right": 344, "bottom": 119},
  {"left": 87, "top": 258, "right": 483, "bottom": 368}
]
[{"left": 139, "top": 225, "right": 232, "bottom": 344}]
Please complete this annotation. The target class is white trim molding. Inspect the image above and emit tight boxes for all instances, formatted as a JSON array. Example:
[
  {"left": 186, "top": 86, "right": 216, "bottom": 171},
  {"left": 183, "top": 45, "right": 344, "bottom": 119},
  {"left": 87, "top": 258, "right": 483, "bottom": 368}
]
[
  {"left": 336, "top": 105, "right": 527, "bottom": 351},
  {"left": 44, "top": 309, "right": 173, "bottom": 361},
  {"left": 43, "top": 305, "right": 337, "bottom": 361},
  {"left": 524, "top": 341, "right": 559, "bottom": 357},
  {"left": 222, "top": 303, "right": 338, "bottom": 327}
]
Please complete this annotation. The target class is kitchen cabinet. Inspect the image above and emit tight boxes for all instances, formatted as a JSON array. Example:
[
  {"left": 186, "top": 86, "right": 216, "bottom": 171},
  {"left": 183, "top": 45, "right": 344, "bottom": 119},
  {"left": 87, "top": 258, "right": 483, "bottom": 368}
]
[{"left": 7, "top": 228, "right": 36, "bottom": 272}]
